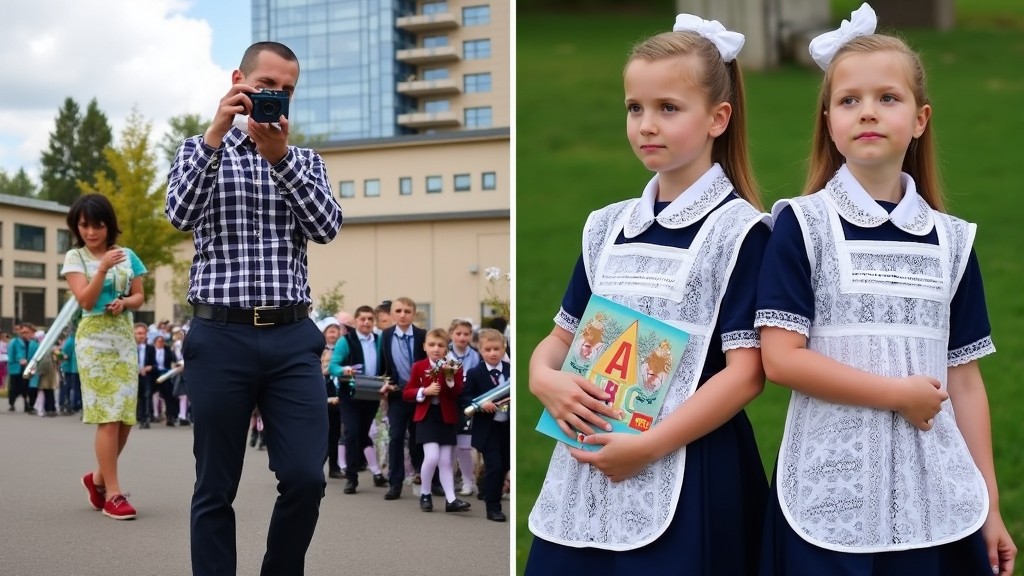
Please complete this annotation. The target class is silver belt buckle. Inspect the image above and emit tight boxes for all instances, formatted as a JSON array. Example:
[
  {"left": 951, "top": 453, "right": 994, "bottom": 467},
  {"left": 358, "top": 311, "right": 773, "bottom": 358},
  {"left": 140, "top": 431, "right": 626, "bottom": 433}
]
[{"left": 253, "top": 305, "right": 275, "bottom": 327}]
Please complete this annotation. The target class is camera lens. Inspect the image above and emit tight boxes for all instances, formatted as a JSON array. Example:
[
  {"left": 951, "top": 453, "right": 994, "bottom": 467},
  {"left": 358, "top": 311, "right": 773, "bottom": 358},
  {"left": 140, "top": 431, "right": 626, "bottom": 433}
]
[{"left": 261, "top": 102, "right": 279, "bottom": 115}]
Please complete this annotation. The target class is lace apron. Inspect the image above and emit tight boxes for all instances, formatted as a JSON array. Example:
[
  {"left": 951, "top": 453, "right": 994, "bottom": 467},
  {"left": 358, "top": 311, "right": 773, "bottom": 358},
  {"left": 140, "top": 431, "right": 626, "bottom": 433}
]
[
  {"left": 761, "top": 188, "right": 989, "bottom": 553},
  {"left": 529, "top": 183, "right": 767, "bottom": 550}
]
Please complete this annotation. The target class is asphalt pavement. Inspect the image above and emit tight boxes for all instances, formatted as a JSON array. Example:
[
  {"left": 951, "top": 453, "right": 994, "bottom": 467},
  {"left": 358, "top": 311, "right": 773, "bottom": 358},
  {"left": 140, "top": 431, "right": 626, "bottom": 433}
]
[{"left": 0, "top": 405, "right": 511, "bottom": 575}]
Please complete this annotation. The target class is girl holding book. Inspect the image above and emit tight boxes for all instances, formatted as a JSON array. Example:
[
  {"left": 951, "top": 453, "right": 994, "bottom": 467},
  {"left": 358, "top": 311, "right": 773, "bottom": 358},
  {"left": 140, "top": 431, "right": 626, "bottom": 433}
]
[{"left": 525, "top": 12, "right": 771, "bottom": 575}]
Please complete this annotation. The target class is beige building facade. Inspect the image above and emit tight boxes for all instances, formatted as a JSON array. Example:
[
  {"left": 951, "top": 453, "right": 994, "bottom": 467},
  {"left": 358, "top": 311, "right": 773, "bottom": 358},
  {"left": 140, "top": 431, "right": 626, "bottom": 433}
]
[{"left": 0, "top": 195, "right": 75, "bottom": 331}]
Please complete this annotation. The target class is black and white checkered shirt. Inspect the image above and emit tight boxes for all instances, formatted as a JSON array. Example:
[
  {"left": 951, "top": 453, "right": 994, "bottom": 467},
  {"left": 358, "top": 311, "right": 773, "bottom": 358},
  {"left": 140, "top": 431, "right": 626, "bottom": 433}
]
[{"left": 166, "top": 127, "right": 342, "bottom": 307}]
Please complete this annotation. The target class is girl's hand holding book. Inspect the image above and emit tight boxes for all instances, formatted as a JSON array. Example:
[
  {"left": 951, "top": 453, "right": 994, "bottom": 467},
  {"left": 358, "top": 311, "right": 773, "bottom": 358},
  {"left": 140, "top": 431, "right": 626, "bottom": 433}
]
[
  {"left": 529, "top": 365, "right": 617, "bottom": 437},
  {"left": 569, "top": 432, "right": 654, "bottom": 483}
]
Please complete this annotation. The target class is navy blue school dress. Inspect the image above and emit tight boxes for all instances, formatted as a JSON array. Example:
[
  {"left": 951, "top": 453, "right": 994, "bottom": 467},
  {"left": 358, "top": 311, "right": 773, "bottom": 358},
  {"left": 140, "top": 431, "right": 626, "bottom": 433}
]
[
  {"left": 754, "top": 166, "right": 995, "bottom": 576},
  {"left": 526, "top": 165, "right": 771, "bottom": 576}
]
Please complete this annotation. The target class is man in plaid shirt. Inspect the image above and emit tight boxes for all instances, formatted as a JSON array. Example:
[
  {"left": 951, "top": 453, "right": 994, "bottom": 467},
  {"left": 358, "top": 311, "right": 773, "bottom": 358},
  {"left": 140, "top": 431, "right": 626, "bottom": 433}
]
[{"left": 166, "top": 41, "right": 341, "bottom": 576}]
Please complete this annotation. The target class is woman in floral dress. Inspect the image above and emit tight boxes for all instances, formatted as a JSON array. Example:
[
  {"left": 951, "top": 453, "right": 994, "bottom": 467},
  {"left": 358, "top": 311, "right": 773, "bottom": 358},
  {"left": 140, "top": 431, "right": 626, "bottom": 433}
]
[{"left": 61, "top": 194, "right": 147, "bottom": 520}]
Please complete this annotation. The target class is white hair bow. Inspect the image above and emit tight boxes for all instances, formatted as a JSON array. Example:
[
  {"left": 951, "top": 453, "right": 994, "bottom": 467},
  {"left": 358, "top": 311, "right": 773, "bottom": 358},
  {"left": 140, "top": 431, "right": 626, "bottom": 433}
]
[
  {"left": 808, "top": 3, "right": 877, "bottom": 71},
  {"left": 673, "top": 13, "right": 745, "bottom": 63}
]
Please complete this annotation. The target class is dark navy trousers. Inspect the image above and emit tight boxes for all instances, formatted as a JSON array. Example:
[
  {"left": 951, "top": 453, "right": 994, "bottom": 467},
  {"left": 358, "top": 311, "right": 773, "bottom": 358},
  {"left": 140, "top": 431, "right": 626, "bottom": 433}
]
[{"left": 185, "top": 316, "right": 327, "bottom": 576}]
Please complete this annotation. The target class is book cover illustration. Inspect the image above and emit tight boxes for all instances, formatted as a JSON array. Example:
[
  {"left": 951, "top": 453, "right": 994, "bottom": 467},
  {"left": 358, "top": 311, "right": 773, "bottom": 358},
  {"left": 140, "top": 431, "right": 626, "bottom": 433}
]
[{"left": 535, "top": 295, "right": 690, "bottom": 451}]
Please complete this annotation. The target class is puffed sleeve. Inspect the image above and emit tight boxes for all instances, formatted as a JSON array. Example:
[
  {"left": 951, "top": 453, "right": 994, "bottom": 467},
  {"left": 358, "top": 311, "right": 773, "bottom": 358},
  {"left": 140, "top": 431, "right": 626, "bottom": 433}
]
[
  {"left": 554, "top": 254, "right": 591, "bottom": 335},
  {"left": 754, "top": 205, "right": 815, "bottom": 337},
  {"left": 720, "top": 221, "right": 770, "bottom": 351},
  {"left": 947, "top": 249, "right": 995, "bottom": 366},
  {"left": 61, "top": 249, "right": 84, "bottom": 277}
]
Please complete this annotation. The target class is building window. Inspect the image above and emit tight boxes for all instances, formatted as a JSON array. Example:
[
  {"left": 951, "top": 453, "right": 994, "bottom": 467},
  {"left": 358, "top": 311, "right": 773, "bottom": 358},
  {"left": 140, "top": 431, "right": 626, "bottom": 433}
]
[
  {"left": 399, "top": 177, "right": 413, "bottom": 196},
  {"left": 425, "top": 100, "right": 450, "bottom": 113},
  {"left": 57, "top": 288, "right": 71, "bottom": 310},
  {"left": 464, "top": 72, "right": 492, "bottom": 93},
  {"left": 424, "top": 35, "right": 449, "bottom": 48},
  {"left": 364, "top": 179, "right": 381, "bottom": 197},
  {"left": 423, "top": 1, "right": 447, "bottom": 14},
  {"left": 14, "top": 287, "right": 45, "bottom": 326},
  {"left": 14, "top": 224, "right": 45, "bottom": 252},
  {"left": 463, "top": 39, "right": 491, "bottom": 60},
  {"left": 57, "top": 229, "right": 72, "bottom": 253},
  {"left": 465, "top": 106, "right": 493, "bottom": 128},
  {"left": 454, "top": 174, "right": 471, "bottom": 192},
  {"left": 426, "top": 176, "right": 443, "bottom": 194},
  {"left": 413, "top": 303, "right": 432, "bottom": 328},
  {"left": 14, "top": 261, "right": 45, "bottom": 279},
  {"left": 482, "top": 172, "right": 497, "bottom": 190},
  {"left": 338, "top": 180, "right": 355, "bottom": 198},
  {"left": 423, "top": 68, "right": 449, "bottom": 81},
  {"left": 463, "top": 5, "right": 490, "bottom": 25}
]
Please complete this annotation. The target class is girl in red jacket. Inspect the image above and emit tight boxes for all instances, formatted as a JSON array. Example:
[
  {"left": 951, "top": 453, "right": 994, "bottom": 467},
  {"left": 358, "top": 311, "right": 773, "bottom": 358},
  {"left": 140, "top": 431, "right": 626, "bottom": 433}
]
[{"left": 403, "top": 328, "right": 472, "bottom": 513}]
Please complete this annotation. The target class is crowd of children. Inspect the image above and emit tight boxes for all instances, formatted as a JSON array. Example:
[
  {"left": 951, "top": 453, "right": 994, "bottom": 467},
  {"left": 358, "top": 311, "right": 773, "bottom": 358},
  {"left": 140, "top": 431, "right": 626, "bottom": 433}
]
[{"left": 2, "top": 319, "right": 191, "bottom": 424}]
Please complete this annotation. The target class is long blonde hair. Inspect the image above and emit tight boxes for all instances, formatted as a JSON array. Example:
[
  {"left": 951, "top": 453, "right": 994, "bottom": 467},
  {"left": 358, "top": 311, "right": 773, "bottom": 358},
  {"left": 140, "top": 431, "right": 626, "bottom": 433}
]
[
  {"left": 805, "top": 34, "right": 943, "bottom": 211},
  {"left": 627, "top": 31, "right": 762, "bottom": 211}
]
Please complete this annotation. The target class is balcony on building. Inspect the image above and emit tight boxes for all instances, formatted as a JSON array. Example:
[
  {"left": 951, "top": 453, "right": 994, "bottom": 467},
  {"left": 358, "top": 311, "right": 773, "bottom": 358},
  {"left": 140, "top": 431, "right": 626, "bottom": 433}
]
[
  {"left": 396, "top": 46, "right": 460, "bottom": 65},
  {"left": 397, "top": 78, "right": 461, "bottom": 96},
  {"left": 396, "top": 12, "right": 459, "bottom": 32},
  {"left": 396, "top": 111, "right": 461, "bottom": 128}
]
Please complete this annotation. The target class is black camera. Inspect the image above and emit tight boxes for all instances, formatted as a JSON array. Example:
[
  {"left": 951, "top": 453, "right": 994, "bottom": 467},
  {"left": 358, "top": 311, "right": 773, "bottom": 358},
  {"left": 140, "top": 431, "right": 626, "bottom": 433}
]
[{"left": 249, "top": 89, "right": 290, "bottom": 123}]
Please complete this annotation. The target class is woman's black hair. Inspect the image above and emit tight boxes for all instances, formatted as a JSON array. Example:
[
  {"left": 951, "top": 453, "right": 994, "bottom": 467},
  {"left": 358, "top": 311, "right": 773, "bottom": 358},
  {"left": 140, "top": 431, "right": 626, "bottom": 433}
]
[{"left": 66, "top": 193, "right": 121, "bottom": 248}]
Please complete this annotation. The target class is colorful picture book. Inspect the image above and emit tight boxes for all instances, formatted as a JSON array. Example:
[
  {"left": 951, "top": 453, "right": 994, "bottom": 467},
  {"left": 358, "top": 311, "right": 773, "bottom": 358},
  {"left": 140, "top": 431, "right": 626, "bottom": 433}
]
[{"left": 535, "top": 295, "right": 690, "bottom": 451}]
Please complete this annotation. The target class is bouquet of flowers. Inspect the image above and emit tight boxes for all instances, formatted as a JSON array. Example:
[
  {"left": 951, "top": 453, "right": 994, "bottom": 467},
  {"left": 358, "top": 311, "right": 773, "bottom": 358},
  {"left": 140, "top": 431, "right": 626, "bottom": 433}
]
[
  {"left": 440, "top": 358, "right": 462, "bottom": 388},
  {"left": 482, "top": 266, "right": 510, "bottom": 322},
  {"left": 425, "top": 359, "right": 444, "bottom": 384}
]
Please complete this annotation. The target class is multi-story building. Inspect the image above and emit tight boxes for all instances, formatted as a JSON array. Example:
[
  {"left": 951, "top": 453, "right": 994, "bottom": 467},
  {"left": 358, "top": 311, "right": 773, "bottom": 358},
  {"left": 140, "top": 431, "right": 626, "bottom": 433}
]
[{"left": 0, "top": 195, "right": 75, "bottom": 331}]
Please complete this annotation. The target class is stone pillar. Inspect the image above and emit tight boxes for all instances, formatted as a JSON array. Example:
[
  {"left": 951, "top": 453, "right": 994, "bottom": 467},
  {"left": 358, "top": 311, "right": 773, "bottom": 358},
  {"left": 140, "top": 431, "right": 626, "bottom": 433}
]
[
  {"left": 778, "top": 0, "right": 832, "bottom": 67},
  {"left": 676, "top": 0, "right": 780, "bottom": 70},
  {"left": 874, "top": 0, "right": 955, "bottom": 31}
]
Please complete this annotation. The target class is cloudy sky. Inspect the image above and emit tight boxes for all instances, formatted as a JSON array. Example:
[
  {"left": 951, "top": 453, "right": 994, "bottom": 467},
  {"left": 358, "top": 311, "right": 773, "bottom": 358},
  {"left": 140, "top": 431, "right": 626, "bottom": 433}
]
[{"left": 0, "top": 0, "right": 251, "bottom": 183}]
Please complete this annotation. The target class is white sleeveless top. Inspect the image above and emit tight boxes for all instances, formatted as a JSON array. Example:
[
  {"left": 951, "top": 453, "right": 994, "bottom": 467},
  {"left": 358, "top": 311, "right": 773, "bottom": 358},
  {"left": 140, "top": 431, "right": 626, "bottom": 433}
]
[
  {"left": 529, "top": 165, "right": 769, "bottom": 550},
  {"left": 755, "top": 166, "right": 991, "bottom": 552}
]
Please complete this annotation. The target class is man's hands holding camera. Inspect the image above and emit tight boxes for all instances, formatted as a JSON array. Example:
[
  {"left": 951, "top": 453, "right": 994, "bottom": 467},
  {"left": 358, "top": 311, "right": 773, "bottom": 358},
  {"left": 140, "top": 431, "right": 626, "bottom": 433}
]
[{"left": 204, "top": 84, "right": 290, "bottom": 165}]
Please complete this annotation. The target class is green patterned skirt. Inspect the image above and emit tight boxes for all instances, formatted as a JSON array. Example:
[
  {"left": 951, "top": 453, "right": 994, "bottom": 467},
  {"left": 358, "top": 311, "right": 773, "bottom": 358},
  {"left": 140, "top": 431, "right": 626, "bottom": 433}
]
[{"left": 75, "top": 313, "right": 138, "bottom": 425}]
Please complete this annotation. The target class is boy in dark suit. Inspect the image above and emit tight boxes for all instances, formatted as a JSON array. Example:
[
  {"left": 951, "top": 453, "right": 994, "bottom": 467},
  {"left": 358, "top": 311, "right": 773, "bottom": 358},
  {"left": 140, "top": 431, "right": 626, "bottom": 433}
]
[
  {"left": 377, "top": 297, "right": 426, "bottom": 500},
  {"left": 330, "top": 305, "right": 389, "bottom": 493},
  {"left": 459, "top": 328, "right": 510, "bottom": 521},
  {"left": 133, "top": 323, "right": 156, "bottom": 428}
]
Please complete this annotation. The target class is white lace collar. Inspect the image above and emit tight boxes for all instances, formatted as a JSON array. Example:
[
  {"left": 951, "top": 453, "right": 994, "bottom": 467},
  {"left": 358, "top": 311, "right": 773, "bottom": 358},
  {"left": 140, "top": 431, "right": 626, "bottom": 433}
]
[
  {"left": 823, "top": 164, "right": 934, "bottom": 236},
  {"left": 623, "top": 163, "right": 735, "bottom": 238}
]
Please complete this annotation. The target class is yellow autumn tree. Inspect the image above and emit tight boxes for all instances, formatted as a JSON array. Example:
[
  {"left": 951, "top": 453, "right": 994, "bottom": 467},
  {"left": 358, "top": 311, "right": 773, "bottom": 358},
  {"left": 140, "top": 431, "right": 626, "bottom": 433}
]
[{"left": 83, "top": 106, "right": 188, "bottom": 301}]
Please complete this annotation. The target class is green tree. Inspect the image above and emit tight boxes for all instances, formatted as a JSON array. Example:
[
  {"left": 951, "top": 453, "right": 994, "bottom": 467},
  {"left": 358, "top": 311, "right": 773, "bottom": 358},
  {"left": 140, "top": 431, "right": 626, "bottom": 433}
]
[
  {"left": 39, "top": 98, "right": 82, "bottom": 205},
  {"left": 38, "top": 97, "right": 113, "bottom": 206},
  {"left": 159, "top": 113, "right": 209, "bottom": 166},
  {"left": 75, "top": 99, "right": 114, "bottom": 191},
  {"left": 166, "top": 258, "right": 193, "bottom": 322},
  {"left": 315, "top": 281, "right": 346, "bottom": 319},
  {"left": 0, "top": 168, "right": 38, "bottom": 197},
  {"left": 86, "top": 107, "right": 187, "bottom": 301}
]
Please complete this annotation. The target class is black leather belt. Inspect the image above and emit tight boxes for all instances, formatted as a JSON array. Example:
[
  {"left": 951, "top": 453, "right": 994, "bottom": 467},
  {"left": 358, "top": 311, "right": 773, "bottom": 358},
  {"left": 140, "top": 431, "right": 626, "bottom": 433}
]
[{"left": 192, "top": 303, "right": 309, "bottom": 327}]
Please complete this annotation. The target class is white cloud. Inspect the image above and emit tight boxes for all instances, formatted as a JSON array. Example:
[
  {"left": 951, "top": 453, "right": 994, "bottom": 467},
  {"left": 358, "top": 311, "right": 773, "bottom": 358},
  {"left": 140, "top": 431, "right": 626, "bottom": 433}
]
[{"left": 0, "top": 0, "right": 232, "bottom": 182}]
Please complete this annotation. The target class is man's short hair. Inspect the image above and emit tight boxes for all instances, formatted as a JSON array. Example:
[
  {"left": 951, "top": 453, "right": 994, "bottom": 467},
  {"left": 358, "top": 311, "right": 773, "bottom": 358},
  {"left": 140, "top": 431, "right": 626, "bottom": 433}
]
[
  {"left": 239, "top": 41, "right": 299, "bottom": 76},
  {"left": 355, "top": 305, "right": 374, "bottom": 317},
  {"left": 392, "top": 297, "right": 416, "bottom": 312}
]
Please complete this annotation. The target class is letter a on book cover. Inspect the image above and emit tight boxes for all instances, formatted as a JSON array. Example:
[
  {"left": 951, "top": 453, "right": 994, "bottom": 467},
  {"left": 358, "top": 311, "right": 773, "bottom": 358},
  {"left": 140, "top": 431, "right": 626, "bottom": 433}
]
[{"left": 535, "top": 295, "right": 689, "bottom": 451}]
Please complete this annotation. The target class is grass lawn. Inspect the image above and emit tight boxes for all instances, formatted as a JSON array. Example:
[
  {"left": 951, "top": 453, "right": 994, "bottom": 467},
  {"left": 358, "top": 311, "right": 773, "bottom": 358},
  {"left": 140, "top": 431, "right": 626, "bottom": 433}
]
[{"left": 514, "top": 7, "right": 1024, "bottom": 573}]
